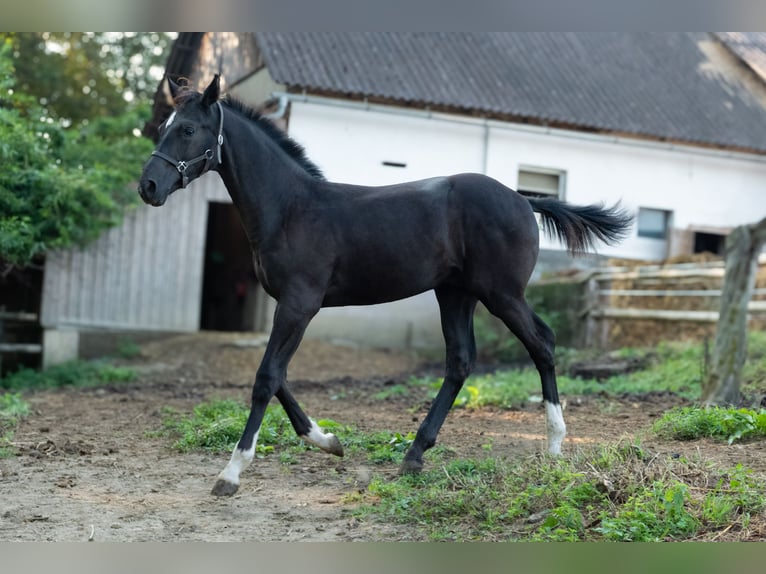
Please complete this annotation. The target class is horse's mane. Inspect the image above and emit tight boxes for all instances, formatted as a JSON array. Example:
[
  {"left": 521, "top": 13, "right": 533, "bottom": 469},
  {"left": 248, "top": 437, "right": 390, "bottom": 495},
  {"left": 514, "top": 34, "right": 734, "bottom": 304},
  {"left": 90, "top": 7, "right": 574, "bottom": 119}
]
[
  {"left": 221, "top": 95, "right": 326, "bottom": 181},
  {"left": 172, "top": 86, "right": 325, "bottom": 181}
]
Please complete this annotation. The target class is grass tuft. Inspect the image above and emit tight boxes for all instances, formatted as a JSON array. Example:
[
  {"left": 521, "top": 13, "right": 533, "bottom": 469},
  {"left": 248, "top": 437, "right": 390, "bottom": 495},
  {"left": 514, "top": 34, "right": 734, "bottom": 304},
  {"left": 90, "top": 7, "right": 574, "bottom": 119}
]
[
  {"left": 158, "top": 400, "right": 430, "bottom": 466},
  {"left": 0, "top": 392, "right": 30, "bottom": 458},
  {"left": 159, "top": 399, "right": 297, "bottom": 455},
  {"left": 0, "top": 360, "right": 135, "bottom": 391},
  {"left": 405, "top": 332, "right": 766, "bottom": 410},
  {"left": 356, "top": 443, "right": 765, "bottom": 541},
  {"left": 653, "top": 406, "right": 766, "bottom": 444}
]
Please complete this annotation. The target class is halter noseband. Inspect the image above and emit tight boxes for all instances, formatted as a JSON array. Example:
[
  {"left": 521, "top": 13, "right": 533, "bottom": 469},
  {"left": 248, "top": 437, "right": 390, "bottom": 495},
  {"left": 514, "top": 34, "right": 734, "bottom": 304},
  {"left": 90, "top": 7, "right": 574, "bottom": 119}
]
[{"left": 151, "top": 101, "right": 224, "bottom": 189}]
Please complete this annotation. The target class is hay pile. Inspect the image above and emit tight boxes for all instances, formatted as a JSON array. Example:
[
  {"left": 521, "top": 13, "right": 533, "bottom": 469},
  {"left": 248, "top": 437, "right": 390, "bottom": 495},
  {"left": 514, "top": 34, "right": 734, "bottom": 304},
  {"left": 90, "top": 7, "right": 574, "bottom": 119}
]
[{"left": 597, "top": 254, "right": 766, "bottom": 349}]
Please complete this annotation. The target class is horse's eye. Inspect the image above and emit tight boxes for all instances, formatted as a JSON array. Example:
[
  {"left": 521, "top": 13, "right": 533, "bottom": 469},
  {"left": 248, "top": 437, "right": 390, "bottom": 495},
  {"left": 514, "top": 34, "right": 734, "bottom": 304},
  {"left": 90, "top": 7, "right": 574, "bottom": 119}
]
[{"left": 183, "top": 125, "right": 195, "bottom": 136}]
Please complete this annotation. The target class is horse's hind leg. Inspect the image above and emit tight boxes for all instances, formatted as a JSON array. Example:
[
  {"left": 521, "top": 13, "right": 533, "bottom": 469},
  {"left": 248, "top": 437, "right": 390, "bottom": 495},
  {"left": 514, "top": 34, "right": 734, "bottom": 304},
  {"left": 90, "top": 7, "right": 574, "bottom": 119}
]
[
  {"left": 483, "top": 294, "right": 566, "bottom": 455},
  {"left": 401, "top": 285, "right": 477, "bottom": 474},
  {"left": 275, "top": 385, "right": 343, "bottom": 456}
]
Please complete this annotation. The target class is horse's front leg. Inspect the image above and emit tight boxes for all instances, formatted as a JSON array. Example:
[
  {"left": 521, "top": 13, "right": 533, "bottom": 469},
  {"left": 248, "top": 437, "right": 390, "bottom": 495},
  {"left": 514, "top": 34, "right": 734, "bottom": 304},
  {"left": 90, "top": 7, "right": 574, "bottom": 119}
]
[{"left": 211, "top": 298, "right": 319, "bottom": 497}]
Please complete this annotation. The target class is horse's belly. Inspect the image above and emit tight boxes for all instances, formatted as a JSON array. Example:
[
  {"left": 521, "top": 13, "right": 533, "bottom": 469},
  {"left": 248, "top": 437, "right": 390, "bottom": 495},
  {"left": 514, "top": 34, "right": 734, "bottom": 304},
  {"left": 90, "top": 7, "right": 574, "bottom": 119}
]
[{"left": 322, "top": 261, "right": 451, "bottom": 307}]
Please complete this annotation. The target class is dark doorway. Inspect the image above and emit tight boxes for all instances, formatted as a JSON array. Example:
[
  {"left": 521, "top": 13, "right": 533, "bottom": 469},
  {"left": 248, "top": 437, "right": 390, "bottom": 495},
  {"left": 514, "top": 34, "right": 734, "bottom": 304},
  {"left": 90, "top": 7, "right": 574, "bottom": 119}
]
[
  {"left": 0, "top": 262, "right": 43, "bottom": 376},
  {"left": 693, "top": 232, "right": 726, "bottom": 256},
  {"left": 200, "top": 202, "right": 259, "bottom": 331}
]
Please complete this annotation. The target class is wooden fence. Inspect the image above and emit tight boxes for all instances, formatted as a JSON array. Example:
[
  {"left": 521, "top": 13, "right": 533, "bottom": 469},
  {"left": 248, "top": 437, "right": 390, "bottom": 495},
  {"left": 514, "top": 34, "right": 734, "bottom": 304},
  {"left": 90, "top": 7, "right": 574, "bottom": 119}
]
[{"left": 578, "top": 259, "right": 766, "bottom": 348}]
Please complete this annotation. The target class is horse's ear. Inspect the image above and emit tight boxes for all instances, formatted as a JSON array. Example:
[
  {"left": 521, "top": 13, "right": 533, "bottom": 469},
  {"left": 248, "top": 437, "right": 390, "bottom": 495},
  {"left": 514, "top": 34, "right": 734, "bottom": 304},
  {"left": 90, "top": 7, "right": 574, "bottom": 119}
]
[
  {"left": 166, "top": 76, "right": 182, "bottom": 103},
  {"left": 201, "top": 74, "right": 221, "bottom": 107}
]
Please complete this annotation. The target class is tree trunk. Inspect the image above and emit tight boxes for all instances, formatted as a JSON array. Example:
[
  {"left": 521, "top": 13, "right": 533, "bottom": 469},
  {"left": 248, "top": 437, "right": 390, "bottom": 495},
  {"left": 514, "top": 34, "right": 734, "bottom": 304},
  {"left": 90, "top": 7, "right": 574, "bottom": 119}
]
[{"left": 702, "top": 216, "right": 766, "bottom": 405}]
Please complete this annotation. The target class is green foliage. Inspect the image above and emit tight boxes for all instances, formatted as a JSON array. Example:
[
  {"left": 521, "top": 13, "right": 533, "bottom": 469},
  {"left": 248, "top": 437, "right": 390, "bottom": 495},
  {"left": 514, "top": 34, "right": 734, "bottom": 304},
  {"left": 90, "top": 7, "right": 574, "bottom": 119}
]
[
  {"left": 407, "top": 334, "right": 765, "bottom": 410},
  {"left": 3, "top": 33, "right": 174, "bottom": 125},
  {"left": 318, "top": 418, "right": 421, "bottom": 465},
  {"left": 116, "top": 339, "right": 141, "bottom": 359},
  {"left": 653, "top": 406, "right": 766, "bottom": 444},
  {"left": 158, "top": 401, "right": 426, "bottom": 466},
  {"left": 0, "top": 392, "right": 30, "bottom": 457},
  {"left": 0, "top": 36, "right": 159, "bottom": 269},
  {"left": 160, "top": 400, "right": 297, "bottom": 455},
  {"left": 0, "top": 360, "right": 135, "bottom": 390},
  {"left": 358, "top": 444, "right": 766, "bottom": 541},
  {"left": 0, "top": 392, "right": 29, "bottom": 421},
  {"left": 372, "top": 384, "right": 411, "bottom": 401}
]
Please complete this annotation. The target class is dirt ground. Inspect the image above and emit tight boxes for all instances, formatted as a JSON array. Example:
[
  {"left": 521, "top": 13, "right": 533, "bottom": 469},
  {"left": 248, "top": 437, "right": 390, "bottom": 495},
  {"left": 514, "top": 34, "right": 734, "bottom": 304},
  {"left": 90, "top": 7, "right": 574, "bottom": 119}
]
[{"left": 1, "top": 332, "right": 765, "bottom": 542}]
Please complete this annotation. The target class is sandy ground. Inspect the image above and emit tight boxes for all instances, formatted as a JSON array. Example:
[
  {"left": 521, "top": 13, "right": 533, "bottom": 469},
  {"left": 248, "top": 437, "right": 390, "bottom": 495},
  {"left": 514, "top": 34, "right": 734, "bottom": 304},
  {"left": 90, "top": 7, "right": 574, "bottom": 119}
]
[{"left": 1, "top": 332, "right": 764, "bottom": 541}]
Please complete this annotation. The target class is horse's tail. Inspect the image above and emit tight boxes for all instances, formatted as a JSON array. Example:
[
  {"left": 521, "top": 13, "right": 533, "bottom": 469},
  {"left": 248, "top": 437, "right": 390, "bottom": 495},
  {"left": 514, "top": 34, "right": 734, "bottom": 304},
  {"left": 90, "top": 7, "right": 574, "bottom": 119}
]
[{"left": 527, "top": 197, "right": 633, "bottom": 256}]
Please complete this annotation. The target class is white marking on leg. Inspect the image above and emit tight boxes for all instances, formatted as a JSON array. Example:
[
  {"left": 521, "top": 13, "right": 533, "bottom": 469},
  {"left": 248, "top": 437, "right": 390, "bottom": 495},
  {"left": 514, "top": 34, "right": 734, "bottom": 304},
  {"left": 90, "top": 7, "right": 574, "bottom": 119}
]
[
  {"left": 217, "top": 430, "right": 259, "bottom": 486},
  {"left": 301, "top": 419, "right": 338, "bottom": 452},
  {"left": 545, "top": 401, "right": 566, "bottom": 455}
]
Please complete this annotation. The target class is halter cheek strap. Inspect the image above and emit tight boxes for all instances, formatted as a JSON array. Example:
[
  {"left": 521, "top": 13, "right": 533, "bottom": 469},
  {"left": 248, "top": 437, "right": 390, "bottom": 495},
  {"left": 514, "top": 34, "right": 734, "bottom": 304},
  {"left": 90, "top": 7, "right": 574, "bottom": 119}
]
[{"left": 151, "top": 101, "right": 224, "bottom": 189}]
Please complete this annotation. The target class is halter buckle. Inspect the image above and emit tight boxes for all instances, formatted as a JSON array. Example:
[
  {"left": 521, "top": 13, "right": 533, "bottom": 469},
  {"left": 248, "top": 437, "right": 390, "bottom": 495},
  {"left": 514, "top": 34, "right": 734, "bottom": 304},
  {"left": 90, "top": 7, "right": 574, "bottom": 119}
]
[{"left": 177, "top": 161, "right": 188, "bottom": 173}]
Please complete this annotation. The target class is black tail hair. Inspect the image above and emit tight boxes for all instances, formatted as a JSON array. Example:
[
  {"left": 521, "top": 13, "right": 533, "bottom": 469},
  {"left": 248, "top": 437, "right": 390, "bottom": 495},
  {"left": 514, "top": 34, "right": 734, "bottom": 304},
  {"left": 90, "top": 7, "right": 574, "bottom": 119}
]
[{"left": 527, "top": 197, "right": 633, "bottom": 256}]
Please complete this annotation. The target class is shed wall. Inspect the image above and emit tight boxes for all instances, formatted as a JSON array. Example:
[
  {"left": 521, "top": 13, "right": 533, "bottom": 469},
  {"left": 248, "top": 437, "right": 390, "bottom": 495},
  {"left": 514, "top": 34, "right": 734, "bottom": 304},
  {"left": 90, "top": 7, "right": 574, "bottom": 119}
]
[{"left": 41, "top": 173, "right": 229, "bottom": 332}]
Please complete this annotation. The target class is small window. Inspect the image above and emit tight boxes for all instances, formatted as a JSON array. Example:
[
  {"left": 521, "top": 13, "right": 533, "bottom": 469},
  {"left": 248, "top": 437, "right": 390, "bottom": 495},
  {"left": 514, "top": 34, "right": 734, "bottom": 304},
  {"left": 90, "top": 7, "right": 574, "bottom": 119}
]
[
  {"left": 517, "top": 168, "right": 564, "bottom": 199},
  {"left": 637, "top": 208, "right": 671, "bottom": 239},
  {"left": 693, "top": 232, "right": 726, "bottom": 255}
]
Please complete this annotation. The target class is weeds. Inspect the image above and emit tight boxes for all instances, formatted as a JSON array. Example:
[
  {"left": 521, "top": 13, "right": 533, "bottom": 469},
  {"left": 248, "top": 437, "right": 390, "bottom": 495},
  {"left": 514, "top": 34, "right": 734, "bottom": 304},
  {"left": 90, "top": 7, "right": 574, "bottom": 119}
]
[
  {"left": 159, "top": 399, "right": 431, "bottom": 466},
  {"left": 117, "top": 339, "right": 142, "bottom": 359},
  {"left": 357, "top": 443, "right": 765, "bottom": 541},
  {"left": 158, "top": 399, "right": 297, "bottom": 455},
  {"left": 0, "top": 360, "right": 135, "bottom": 391},
  {"left": 653, "top": 406, "right": 766, "bottom": 444},
  {"left": 405, "top": 333, "right": 766, "bottom": 410},
  {"left": 0, "top": 392, "right": 30, "bottom": 457}
]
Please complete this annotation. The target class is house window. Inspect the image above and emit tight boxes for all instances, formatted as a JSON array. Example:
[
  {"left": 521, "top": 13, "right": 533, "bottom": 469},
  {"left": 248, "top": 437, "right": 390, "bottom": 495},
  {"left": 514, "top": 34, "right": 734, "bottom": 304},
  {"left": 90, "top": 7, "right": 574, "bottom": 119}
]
[
  {"left": 693, "top": 232, "right": 726, "bottom": 255},
  {"left": 637, "top": 207, "right": 671, "bottom": 239},
  {"left": 517, "top": 167, "right": 565, "bottom": 199}
]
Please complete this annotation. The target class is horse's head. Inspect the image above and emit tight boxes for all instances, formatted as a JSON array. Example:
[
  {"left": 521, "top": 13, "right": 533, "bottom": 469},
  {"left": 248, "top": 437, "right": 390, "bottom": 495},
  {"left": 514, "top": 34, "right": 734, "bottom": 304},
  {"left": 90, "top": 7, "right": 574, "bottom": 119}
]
[{"left": 138, "top": 74, "right": 224, "bottom": 206}]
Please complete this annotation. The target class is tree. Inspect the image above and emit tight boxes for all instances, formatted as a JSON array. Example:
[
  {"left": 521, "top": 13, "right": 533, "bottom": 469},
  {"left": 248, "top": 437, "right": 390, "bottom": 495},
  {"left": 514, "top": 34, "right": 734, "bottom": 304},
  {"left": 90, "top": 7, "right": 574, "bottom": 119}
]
[
  {"left": 1, "top": 32, "right": 174, "bottom": 125},
  {"left": 701, "top": 216, "right": 766, "bottom": 405},
  {"left": 0, "top": 36, "right": 162, "bottom": 272}
]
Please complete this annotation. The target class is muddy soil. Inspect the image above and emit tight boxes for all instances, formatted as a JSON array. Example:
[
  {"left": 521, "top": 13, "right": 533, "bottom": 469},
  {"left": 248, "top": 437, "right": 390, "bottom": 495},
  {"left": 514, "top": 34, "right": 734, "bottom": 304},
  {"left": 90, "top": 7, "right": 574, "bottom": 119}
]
[{"left": 1, "top": 332, "right": 764, "bottom": 541}]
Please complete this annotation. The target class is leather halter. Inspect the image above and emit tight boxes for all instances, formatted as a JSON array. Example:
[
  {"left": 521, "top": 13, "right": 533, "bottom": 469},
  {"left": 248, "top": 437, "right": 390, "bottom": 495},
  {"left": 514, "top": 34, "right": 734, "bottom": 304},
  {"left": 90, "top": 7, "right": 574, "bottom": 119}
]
[{"left": 151, "top": 101, "right": 224, "bottom": 188}]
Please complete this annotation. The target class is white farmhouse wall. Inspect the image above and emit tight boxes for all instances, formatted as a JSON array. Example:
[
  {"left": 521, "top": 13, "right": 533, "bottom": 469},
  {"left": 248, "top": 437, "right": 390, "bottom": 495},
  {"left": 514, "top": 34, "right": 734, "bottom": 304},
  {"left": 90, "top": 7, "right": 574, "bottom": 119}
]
[
  {"left": 284, "top": 97, "right": 766, "bottom": 348},
  {"left": 487, "top": 125, "right": 766, "bottom": 260}
]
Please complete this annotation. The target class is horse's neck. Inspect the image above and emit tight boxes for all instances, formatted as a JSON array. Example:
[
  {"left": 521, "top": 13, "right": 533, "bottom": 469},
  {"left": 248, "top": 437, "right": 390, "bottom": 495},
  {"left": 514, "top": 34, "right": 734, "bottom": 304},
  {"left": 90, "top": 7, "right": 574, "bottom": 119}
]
[{"left": 216, "top": 119, "right": 310, "bottom": 251}]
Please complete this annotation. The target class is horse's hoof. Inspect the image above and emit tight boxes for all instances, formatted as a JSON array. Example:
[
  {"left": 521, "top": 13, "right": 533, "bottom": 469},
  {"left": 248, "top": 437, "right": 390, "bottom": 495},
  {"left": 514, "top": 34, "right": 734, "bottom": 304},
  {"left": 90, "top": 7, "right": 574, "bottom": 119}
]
[
  {"left": 399, "top": 458, "right": 423, "bottom": 475},
  {"left": 211, "top": 479, "right": 239, "bottom": 497},
  {"left": 325, "top": 435, "right": 344, "bottom": 457}
]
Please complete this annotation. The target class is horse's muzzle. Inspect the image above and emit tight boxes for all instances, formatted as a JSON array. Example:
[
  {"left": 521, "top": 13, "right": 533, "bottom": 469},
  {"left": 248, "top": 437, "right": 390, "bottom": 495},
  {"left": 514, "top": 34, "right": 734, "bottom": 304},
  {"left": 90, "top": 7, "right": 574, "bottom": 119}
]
[{"left": 138, "top": 178, "right": 167, "bottom": 207}]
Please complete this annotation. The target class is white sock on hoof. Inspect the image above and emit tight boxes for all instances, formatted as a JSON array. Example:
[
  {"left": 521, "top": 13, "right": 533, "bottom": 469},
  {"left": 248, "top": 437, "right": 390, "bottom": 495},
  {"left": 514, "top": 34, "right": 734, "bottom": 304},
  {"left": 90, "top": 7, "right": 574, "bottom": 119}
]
[
  {"left": 545, "top": 401, "right": 566, "bottom": 455},
  {"left": 217, "top": 431, "right": 259, "bottom": 485},
  {"left": 301, "top": 419, "right": 338, "bottom": 452}
]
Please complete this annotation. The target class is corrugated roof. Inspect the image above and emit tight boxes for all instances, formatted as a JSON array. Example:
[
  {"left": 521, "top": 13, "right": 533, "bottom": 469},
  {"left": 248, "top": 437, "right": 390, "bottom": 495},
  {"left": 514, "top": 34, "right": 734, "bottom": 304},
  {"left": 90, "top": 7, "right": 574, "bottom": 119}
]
[{"left": 255, "top": 32, "right": 766, "bottom": 154}]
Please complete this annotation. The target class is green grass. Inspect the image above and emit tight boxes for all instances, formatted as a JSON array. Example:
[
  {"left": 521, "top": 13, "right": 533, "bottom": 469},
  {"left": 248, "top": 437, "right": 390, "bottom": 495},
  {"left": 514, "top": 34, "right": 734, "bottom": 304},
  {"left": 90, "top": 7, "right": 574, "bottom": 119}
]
[
  {"left": 158, "top": 399, "right": 298, "bottom": 456},
  {"left": 158, "top": 399, "right": 435, "bottom": 466},
  {"left": 0, "top": 359, "right": 136, "bottom": 391},
  {"left": 0, "top": 392, "right": 30, "bottom": 457},
  {"left": 356, "top": 444, "right": 765, "bottom": 541},
  {"left": 116, "top": 339, "right": 142, "bottom": 359},
  {"left": 653, "top": 406, "right": 766, "bottom": 444},
  {"left": 404, "top": 332, "right": 766, "bottom": 410}
]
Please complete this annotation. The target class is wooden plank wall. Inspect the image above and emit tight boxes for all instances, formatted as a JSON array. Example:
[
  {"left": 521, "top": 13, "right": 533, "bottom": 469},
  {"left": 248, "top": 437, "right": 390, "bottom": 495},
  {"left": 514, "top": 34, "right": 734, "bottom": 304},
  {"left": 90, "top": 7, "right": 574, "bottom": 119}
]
[{"left": 41, "top": 173, "right": 229, "bottom": 332}]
